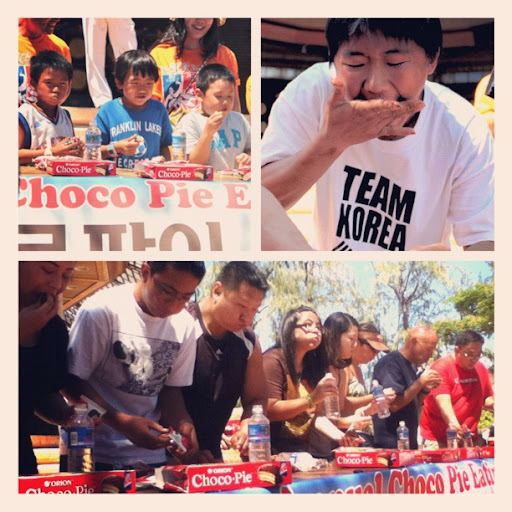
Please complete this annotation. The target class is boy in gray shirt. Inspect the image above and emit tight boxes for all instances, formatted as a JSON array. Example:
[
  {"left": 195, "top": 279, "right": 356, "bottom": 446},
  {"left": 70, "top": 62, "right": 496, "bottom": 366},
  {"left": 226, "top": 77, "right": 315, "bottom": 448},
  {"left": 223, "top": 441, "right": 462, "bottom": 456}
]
[{"left": 177, "top": 64, "right": 250, "bottom": 171}]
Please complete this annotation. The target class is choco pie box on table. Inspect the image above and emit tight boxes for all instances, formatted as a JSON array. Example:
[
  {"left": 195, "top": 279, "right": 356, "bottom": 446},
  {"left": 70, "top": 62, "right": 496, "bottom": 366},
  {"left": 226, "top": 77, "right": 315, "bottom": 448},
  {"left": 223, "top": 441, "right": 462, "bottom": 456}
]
[
  {"left": 19, "top": 470, "right": 136, "bottom": 494},
  {"left": 135, "top": 161, "right": 213, "bottom": 181},
  {"left": 415, "top": 448, "right": 460, "bottom": 464},
  {"left": 35, "top": 156, "right": 117, "bottom": 176},
  {"left": 156, "top": 460, "right": 292, "bottom": 493},
  {"left": 334, "top": 448, "right": 416, "bottom": 469}
]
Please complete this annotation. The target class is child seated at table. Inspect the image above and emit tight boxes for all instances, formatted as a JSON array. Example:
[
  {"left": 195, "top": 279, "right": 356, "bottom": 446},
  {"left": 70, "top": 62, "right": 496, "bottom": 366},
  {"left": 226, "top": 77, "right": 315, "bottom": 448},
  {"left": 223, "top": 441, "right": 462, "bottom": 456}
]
[
  {"left": 18, "top": 50, "right": 83, "bottom": 165},
  {"left": 176, "top": 63, "right": 251, "bottom": 171},
  {"left": 95, "top": 49, "right": 173, "bottom": 169}
]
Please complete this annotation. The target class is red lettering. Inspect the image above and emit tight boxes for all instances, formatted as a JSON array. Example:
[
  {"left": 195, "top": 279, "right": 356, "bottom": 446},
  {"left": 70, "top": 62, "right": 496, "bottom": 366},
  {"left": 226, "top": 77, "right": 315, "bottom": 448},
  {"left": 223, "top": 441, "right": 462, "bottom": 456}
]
[
  {"left": 87, "top": 186, "right": 110, "bottom": 208},
  {"left": 175, "top": 182, "right": 192, "bottom": 208},
  {"left": 224, "top": 183, "right": 251, "bottom": 209},
  {"left": 18, "top": 178, "right": 27, "bottom": 206},
  {"left": 435, "top": 473, "right": 444, "bottom": 493},
  {"left": 24, "top": 177, "right": 59, "bottom": 208},
  {"left": 193, "top": 188, "right": 213, "bottom": 208},
  {"left": 446, "top": 464, "right": 460, "bottom": 494},
  {"left": 111, "top": 186, "right": 136, "bottom": 208},
  {"left": 363, "top": 483, "right": 375, "bottom": 493},
  {"left": 388, "top": 469, "right": 402, "bottom": 494},
  {"left": 374, "top": 471, "right": 384, "bottom": 493},
  {"left": 147, "top": 181, "right": 175, "bottom": 208},
  {"left": 60, "top": 185, "right": 86, "bottom": 208},
  {"left": 415, "top": 474, "right": 426, "bottom": 493}
]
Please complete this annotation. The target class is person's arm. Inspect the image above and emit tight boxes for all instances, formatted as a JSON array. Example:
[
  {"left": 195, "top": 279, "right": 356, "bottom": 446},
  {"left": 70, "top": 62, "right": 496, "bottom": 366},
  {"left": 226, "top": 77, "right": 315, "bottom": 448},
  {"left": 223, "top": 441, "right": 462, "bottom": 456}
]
[
  {"left": 33, "top": 392, "right": 74, "bottom": 426},
  {"left": 64, "top": 373, "right": 170, "bottom": 449},
  {"left": 188, "top": 112, "right": 225, "bottom": 165},
  {"left": 261, "top": 187, "right": 313, "bottom": 251},
  {"left": 230, "top": 340, "right": 268, "bottom": 455},
  {"left": 262, "top": 81, "right": 424, "bottom": 210},
  {"left": 158, "top": 385, "right": 199, "bottom": 461},
  {"left": 100, "top": 135, "right": 141, "bottom": 159},
  {"left": 433, "top": 394, "right": 461, "bottom": 431},
  {"left": 389, "top": 369, "right": 441, "bottom": 413},
  {"left": 464, "top": 241, "right": 494, "bottom": 251}
]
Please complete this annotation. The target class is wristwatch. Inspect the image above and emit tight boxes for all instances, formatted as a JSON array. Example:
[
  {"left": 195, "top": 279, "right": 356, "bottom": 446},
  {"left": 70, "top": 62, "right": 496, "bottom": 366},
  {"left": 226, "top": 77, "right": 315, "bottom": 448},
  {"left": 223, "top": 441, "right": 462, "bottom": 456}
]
[{"left": 107, "top": 143, "right": 118, "bottom": 158}]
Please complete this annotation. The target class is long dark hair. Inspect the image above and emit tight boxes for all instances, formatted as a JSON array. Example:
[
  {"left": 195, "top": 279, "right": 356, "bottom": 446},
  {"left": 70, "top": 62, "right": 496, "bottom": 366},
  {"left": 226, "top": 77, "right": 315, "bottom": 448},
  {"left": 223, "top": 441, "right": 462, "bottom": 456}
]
[
  {"left": 277, "top": 306, "right": 327, "bottom": 387},
  {"left": 151, "top": 18, "right": 220, "bottom": 60},
  {"left": 323, "top": 312, "right": 359, "bottom": 369}
]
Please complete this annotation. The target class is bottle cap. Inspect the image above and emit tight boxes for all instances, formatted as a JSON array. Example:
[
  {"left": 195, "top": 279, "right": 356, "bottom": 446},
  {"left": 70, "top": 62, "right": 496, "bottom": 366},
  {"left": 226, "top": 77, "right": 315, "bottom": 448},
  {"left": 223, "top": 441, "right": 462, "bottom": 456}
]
[
  {"left": 399, "top": 421, "right": 405, "bottom": 427},
  {"left": 252, "top": 404, "right": 263, "bottom": 414}
]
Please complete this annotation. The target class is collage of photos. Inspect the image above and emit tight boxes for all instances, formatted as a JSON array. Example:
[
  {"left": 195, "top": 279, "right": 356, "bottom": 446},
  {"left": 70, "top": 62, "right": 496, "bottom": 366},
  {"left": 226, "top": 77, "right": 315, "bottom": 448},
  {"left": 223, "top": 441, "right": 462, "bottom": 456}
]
[{"left": 17, "top": 17, "right": 495, "bottom": 497}]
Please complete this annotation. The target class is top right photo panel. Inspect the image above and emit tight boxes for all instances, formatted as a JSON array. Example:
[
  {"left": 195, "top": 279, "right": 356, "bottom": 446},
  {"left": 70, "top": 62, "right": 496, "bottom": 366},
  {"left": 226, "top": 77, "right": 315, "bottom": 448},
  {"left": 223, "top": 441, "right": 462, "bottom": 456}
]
[{"left": 261, "top": 18, "right": 494, "bottom": 252}]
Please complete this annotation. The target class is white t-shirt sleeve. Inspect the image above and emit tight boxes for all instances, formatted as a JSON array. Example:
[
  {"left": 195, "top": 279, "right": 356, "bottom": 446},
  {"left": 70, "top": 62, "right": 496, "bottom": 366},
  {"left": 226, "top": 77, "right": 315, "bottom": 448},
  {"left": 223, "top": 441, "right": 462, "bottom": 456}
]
[
  {"left": 164, "top": 314, "right": 198, "bottom": 387},
  {"left": 449, "top": 115, "right": 494, "bottom": 246},
  {"left": 177, "top": 113, "right": 202, "bottom": 155},
  {"left": 261, "top": 63, "right": 329, "bottom": 167},
  {"left": 67, "top": 304, "right": 113, "bottom": 381}
]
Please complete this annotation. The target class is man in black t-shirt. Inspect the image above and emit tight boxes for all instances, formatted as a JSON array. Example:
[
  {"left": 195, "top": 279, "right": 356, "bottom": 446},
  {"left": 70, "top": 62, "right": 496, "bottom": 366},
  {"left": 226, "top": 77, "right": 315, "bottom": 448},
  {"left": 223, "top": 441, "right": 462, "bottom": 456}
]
[
  {"left": 181, "top": 262, "right": 269, "bottom": 462},
  {"left": 372, "top": 325, "right": 442, "bottom": 449}
]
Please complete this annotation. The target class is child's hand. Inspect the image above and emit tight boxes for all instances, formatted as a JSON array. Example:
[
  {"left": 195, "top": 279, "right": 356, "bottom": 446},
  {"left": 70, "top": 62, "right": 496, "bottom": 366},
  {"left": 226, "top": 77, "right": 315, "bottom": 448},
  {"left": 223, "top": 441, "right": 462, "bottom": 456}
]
[
  {"left": 117, "top": 135, "right": 143, "bottom": 155},
  {"left": 204, "top": 111, "right": 226, "bottom": 136},
  {"left": 51, "top": 137, "right": 83, "bottom": 157},
  {"left": 235, "top": 153, "right": 251, "bottom": 168}
]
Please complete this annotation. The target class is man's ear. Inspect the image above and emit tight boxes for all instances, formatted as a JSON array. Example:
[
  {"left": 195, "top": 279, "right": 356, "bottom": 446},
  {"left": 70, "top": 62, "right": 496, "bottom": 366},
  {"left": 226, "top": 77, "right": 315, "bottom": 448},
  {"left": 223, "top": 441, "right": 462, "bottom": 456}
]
[
  {"left": 196, "top": 88, "right": 205, "bottom": 101},
  {"left": 140, "top": 262, "right": 151, "bottom": 283},
  {"left": 114, "top": 78, "right": 124, "bottom": 92},
  {"left": 427, "top": 49, "right": 440, "bottom": 76},
  {"left": 211, "top": 281, "right": 223, "bottom": 300}
]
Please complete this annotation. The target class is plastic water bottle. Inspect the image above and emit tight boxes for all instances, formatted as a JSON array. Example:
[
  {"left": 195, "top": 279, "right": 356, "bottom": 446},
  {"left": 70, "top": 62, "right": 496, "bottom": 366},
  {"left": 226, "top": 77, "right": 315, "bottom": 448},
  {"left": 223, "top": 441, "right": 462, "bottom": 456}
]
[
  {"left": 172, "top": 129, "right": 187, "bottom": 161},
  {"left": 372, "top": 380, "right": 390, "bottom": 418},
  {"left": 84, "top": 119, "right": 102, "bottom": 160},
  {"left": 446, "top": 424, "right": 459, "bottom": 449},
  {"left": 462, "top": 425, "right": 473, "bottom": 447},
  {"left": 67, "top": 401, "right": 95, "bottom": 473},
  {"left": 396, "top": 421, "right": 410, "bottom": 450},
  {"left": 248, "top": 404, "right": 271, "bottom": 461},
  {"left": 323, "top": 372, "right": 340, "bottom": 420}
]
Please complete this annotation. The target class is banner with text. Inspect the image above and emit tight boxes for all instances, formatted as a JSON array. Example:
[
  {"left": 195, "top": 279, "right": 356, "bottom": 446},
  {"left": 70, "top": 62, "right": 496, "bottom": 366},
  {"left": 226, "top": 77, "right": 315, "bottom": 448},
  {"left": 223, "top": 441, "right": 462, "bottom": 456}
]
[
  {"left": 18, "top": 176, "right": 252, "bottom": 253},
  {"left": 281, "top": 459, "right": 495, "bottom": 494}
]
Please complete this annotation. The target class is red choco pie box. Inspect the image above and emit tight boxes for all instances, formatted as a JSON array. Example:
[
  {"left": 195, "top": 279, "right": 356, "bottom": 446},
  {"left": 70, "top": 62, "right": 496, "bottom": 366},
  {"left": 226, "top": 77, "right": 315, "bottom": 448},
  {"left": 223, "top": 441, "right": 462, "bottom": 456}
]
[
  {"left": 137, "top": 162, "right": 213, "bottom": 181},
  {"left": 156, "top": 461, "right": 292, "bottom": 493},
  {"left": 417, "top": 448, "right": 460, "bottom": 463},
  {"left": 44, "top": 158, "right": 116, "bottom": 176},
  {"left": 334, "top": 448, "right": 416, "bottom": 468},
  {"left": 458, "top": 447, "right": 481, "bottom": 460},
  {"left": 479, "top": 445, "right": 494, "bottom": 458},
  {"left": 19, "top": 470, "right": 136, "bottom": 494}
]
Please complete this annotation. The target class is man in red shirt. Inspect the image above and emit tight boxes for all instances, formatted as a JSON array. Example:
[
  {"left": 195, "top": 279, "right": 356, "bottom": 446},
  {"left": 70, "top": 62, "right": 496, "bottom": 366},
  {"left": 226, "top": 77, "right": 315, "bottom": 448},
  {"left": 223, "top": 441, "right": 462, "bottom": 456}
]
[
  {"left": 420, "top": 330, "right": 494, "bottom": 447},
  {"left": 18, "top": 18, "right": 71, "bottom": 104}
]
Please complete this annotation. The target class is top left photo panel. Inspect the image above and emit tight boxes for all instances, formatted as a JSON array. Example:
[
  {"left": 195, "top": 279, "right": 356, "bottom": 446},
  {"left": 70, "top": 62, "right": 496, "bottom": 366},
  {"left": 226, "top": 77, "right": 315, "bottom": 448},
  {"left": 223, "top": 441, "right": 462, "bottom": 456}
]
[{"left": 18, "top": 18, "right": 253, "bottom": 255}]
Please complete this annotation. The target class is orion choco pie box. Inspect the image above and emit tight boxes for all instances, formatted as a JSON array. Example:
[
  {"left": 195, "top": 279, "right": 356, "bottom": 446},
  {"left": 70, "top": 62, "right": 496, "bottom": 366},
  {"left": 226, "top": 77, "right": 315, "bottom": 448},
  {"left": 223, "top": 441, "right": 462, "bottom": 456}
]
[
  {"left": 136, "top": 161, "right": 213, "bottom": 181},
  {"left": 39, "top": 157, "right": 117, "bottom": 176},
  {"left": 415, "top": 448, "right": 460, "bottom": 464},
  {"left": 334, "top": 448, "right": 416, "bottom": 468},
  {"left": 19, "top": 470, "right": 136, "bottom": 494},
  {"left": 156, "top": 461, "right": 292, "bottom": 493}
]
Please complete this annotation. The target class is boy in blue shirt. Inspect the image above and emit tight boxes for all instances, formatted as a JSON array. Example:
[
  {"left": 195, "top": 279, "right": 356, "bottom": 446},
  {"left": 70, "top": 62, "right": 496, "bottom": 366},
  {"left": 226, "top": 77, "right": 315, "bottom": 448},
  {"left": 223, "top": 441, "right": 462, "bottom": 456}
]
[
  {"left": 177, "top": 64, "right": 250, "bottom": 171},
  {"left": 96, "top": 50, "right": 172, "bottom": 169}
]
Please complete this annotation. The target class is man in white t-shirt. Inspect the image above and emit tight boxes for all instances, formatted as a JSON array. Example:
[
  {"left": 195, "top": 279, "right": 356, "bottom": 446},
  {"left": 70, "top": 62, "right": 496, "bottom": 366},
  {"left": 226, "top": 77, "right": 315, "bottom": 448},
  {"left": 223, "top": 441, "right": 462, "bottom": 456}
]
[
  {"left": 66, "top": 261, "right": 206, "bottom": 469},
  {"left": 261, "top": 18, "right": 494, "bottom": 251}
]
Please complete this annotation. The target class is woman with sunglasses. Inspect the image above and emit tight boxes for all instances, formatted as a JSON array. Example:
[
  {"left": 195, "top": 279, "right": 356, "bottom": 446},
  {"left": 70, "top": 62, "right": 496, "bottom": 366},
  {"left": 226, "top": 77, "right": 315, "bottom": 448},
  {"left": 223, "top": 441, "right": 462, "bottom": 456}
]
[
  {"left": 150, "top": 18, "right": 241, "bottom": 125},
  {"left": 263, "top": 306, "right": 359, "bottom": 457}
]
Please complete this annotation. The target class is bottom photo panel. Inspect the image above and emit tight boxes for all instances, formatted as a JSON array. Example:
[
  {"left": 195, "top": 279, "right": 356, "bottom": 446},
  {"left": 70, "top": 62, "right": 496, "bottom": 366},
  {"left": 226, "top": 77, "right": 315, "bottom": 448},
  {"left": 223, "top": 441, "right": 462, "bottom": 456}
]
[{"left": 18, "top": 260, "right": 494, "bottom": 494}]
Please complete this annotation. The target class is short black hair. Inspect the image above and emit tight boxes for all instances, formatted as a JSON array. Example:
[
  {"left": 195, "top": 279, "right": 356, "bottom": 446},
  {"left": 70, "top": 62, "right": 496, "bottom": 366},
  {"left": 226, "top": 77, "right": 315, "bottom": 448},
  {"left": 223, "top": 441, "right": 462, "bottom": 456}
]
[
  {"left": 114, "top": 49, "right": 159, "bottom": 84},
  {"left": 455, "top": 330, "right": 485, "bottom": 347},
  {"left": 30, "top": 50, "right": 73, "bottom": 84},
  {"left": 146, "top": 261, "right": 206, "bottom": 281},
  {"left": 196, "top": 63, "right": 235, "bottom": 94},
  {"left": 326, "top": 18, "right": 442, "bottom": 63},
  {"left": 216, "top": 261, "right": 269, "bottom": 293}
]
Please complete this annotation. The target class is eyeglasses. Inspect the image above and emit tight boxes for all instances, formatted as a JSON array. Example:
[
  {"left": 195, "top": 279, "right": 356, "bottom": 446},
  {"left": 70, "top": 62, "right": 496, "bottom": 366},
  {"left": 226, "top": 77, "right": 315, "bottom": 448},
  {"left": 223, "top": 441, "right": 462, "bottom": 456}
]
[
  {"left": 153, "top": 276, "right": 195, "bottom": 303},
  {"left": 460, "top": 351, "right": 483, "bottom": 360},
  {"left": 296, "top": 322, "right": 322, "bottom": 332}
]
